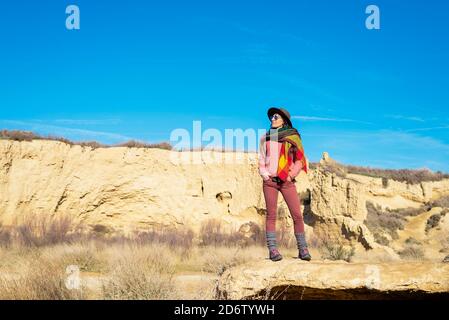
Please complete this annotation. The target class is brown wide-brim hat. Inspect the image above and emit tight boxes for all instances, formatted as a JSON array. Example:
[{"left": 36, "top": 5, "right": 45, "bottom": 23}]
[{"left": 267, "top": 107, "right": 292, "bottom": 127}]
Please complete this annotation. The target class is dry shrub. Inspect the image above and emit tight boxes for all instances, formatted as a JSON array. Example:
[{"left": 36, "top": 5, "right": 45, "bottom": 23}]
[
  {"left": 0, "top": 129, "right": 40, "bottom": 141},
  {"left": 91, "top": 224, "right": 112, "bottom": 235},
  {"left": 430, "top": 196, "right": 449, "bottom": 208},
  {"left": 306, "top": 232, "right": 322, "bottom": 249},
  {"left": 404, "top": 237, "right": 422, "bottom": 246},
  {"left": 365, "top": 196, "right": 449, "bottom": 246},
  {"left": 0, "top": 129, "right": 172, "bottom": 150},
  {"left": 10, "top": 214, "right": 84, "bottom": 247},
  {"left": 114, "top": 140, "right": 172, "bottom": 150},
  {"left": 77, "top": 141, "right": 106, "bottom": 149},
  {"left": 0, "top": 129, "right": 73, "bottom": 145},
  {"left": 0, "top": 255, "right": 87, "bottom": 299},
  {"left": 101, "top": 246, "right": 178, "bottom": 299},
  {"left": 277, "top": 215, "right": 296, "bottom": 249},
  {"left": 201, "top": 246, "right": 263, "bottom": 276},
  {"left": 312, "top": 155, "right": 449, "bottom": 184},
  {"left": 365, "top": 201, "right": 407, "bottom": 243},
  {"left": 0, "top": 224, "right": 12, "bottom": 247},
  {"left": 440, "top": 236, "right": 449, "bottom": 252},
  {"left": 238, "top": 221, "right": 266, "bottom": 247},
  {"left": 316, "top": 234, "right": 355, "bottom": 262},
  {"left": 1, "top": 215, "right": 198, "bottom": 262},
  {"left": 366, "top": 196, "right": 449, "bottom": 245},
  {"left": 390, "top": 206, "right": 427, "bottom": 217},
  {"left": 425, "top": 214, "right": 442, "bottom": 232},
  {"left": 365, "top": 203, "right": 404, "bottom": 237},
  {"left": 320, "top": 162, "right": 348, "bottom": 178},
  {"left": 373, "top": 233, "right": 390, "bottom": 246},
  {"left": 134, "top": 227, "right": 194, "bottom": 250},
  {"left": 131, "top": 227, "right": 195, "bottom": 260},
  {"left": 345, "top": 164, "right": 449, "bottom": 184},
  {"left": 199, "top": 219, "right": 246, "bottom": 247},
  {"left": 57, "top": 243, "right": 106, "bottom": 273},
  {"left": 307, "top": 162, "right": 319, "bottom": 170},
  {"left": 398, "top": 245, "right": 425, "bottom": 260}
]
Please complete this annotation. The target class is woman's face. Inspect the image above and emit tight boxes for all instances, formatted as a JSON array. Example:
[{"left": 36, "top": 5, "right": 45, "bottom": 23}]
[{"left": 270, "top": 113, "right": 285, "bottom": 128}]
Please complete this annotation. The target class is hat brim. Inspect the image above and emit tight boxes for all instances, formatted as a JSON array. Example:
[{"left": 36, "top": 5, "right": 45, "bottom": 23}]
[{"left": 267, "top": 107, "right": 292, "bottom": 127}]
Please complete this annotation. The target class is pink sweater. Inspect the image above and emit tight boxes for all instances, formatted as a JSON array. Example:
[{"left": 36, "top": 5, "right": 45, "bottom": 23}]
[{"left": 258, "top": 135, "right": 303, "bottom": 180}]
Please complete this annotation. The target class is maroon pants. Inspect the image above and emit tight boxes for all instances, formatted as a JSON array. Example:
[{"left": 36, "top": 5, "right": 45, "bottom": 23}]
[{"left": 263, "top": 178, "right": 305, "bottom": 234}]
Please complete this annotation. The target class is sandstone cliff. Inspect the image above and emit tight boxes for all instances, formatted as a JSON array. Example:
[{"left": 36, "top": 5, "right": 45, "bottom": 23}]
[{"left": 1, "top": 139, "right": 449, "bottom": 254}]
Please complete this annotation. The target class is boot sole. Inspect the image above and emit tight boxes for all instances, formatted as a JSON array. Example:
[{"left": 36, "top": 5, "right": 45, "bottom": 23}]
[{"left": 270, "top": 255, "right": 283, "bottom": 261}]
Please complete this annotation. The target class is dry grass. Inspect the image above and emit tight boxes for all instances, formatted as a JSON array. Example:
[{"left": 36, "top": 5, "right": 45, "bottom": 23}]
[
  {"left": 364, "top": 201, "right": 433, "bottom": 245},
  {"left": 366, "top": 196, "right": 449, "bottom": 246},
  {"left": 0, "top": 129, "right": 172, "bottom": 150},
  {"left": 312, "top": 156, "right": 449, "bottom": 184},
  {"left": 0, "top": 214, "right": 85, "bottom": 248},
  {"left": 316, "top": 235, "right": 356, "bottom": 262},
  {"left": 345, "top": 164, "right": 449, "bottom": 184},
  {"left": 404, "top": 237, "right": 422, "bottom": 246},
  {"left": 15, "top": 215, "right": 82, "bottom": 247},
  {"left": 129, "top": 227, "right": 195, "bottom": 260},
  {"left": 0, "top": 240, "right": 232, "bottom": 299},
  {"left": 0, "top": 215, "right": 197, "bottom": 255},
  {"left": 52, "top": 243, "right": 107, "bottom": 273},
  {"left": 2, "top": 211, "right": 410, "bottom": 299},
  {"left": 439, "top": 236, "right": 449, "bottom": 254},
  {"left": 198, "top": 217, "right": 299, "bottom": 249},
  {"left": 277, "top": 209, "right": 298, "bottom": 249},
  {"left": 0, "top": 216, "right": 275, "bottom": 299},
  {"left": 200, "top": 245, "right": 265, "bottom": 276},
  {"left": 114, "top": 140, "right": 172, "bottom": 150},
  {"left": 318, "top": 162, "right": 348, "bottom": 178},
  {"left": 199, "top": 218, "right": 264, "bottom": 247},
  {"left": 398, "top": 245, "right": 425, "bottom": 260},
  {"left": 101, "top": 245, "right": 178, "bottom": 300},
  {"left": 0, "top": 254, "right": 88, "bottom": 299},
  {"left": 429, "top": 196, "right": 449, "bottom": 208},
  {"left": 365, "top": 202, "right": 407, "bottom": 243}
]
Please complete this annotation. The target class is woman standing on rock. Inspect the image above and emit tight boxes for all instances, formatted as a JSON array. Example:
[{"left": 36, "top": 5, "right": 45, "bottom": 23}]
[{"left": 258, "top": 107, "right": 311, "bottom": 262}]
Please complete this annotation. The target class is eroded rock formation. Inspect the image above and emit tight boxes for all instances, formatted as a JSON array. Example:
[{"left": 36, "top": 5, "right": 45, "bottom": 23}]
[{"left": 216, "top": 259, "right": 449, "bottom": 300}]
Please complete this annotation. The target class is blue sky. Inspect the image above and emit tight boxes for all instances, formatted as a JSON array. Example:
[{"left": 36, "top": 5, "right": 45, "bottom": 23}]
[{"left": 1, "top": 1, "right": 448, "bottom": 172}]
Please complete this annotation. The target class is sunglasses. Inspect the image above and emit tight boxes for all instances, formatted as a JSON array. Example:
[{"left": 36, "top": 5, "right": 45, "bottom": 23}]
[{"left": 271, "top": 114, "right": 282, "bottom": 121}]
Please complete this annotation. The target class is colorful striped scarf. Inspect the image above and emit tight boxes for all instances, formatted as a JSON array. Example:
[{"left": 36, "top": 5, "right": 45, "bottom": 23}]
[{"left": 262, "top": 126, "right": 308, "bottom": 182}]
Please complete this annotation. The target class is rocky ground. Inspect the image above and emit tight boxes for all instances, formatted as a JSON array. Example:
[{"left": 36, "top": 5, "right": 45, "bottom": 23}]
[{"left": 216, "top": 259, "right": 449, "bottom": 300}]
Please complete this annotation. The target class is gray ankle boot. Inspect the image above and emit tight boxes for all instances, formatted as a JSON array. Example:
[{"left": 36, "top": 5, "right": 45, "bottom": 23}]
[
  {"left": 295, "top": 232, "right": 311, "bottom": 261},
  {"left": 266, "top": 231, "right": 282, "bottom": 261}
]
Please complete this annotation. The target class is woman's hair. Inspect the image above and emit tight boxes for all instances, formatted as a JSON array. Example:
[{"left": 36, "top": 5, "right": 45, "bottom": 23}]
[
  {"left": 282, "top": 122, "right": 292, "bottom": 129},
  {"left": 284, "top": 122, "right": 298, "bottom": 161}
]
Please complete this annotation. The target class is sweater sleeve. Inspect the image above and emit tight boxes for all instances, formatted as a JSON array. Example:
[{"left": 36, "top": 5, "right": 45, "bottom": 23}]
[
  {"left": 258, "top": 136, "right": 270, "bottom": 177},
  {"left": 289, "top": 148, "right": 308, "bottom": 179},
  {"left": 288, "top": 159, "right": 302, "bottom": 178}
]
